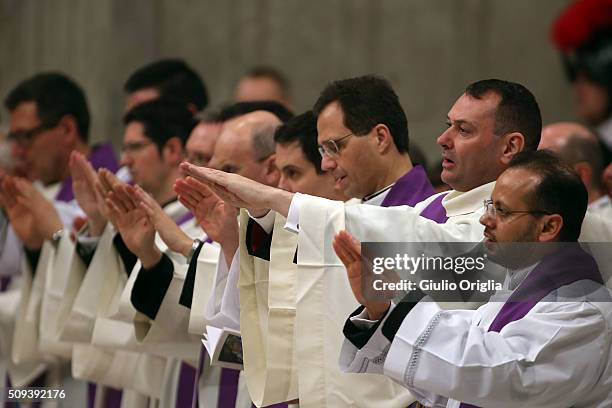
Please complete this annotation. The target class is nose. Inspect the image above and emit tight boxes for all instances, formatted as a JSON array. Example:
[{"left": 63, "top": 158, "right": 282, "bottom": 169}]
[
  {"left": 120, "top": 151, "right": 132, "bottom": 167},
  {"left": 11, "top": 143, "right": 26, "bottom": 160},
  {"left": 321, "top": 155, "right": 337, "bottom": 172},
  {"left": 479, "top": 212, "right": 495, "bottom": 228},
  {"left": 277, "top": 175, "right": 292, "bottom": 193},
  {"left": 436, "top": 127, "right": 453, "bottom": 150}
]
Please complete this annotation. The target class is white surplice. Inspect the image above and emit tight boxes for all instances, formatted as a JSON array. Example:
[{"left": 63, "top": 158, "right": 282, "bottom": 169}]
[{"left": 340, "top": 277, "right": 612, "bottom": 408}]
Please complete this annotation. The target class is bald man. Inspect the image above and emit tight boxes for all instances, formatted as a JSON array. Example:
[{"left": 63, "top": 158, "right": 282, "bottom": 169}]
[{"left": 540, "top": 122, "right": 612, "bottom": 218}]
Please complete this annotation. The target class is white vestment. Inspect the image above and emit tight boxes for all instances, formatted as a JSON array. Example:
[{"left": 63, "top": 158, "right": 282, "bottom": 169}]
[{"left": 340, "top": 276, "right": 612, "bottom": 408}]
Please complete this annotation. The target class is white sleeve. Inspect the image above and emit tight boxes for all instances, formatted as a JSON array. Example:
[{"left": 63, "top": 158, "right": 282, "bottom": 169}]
[
  {"left": 384, "top": 300, "right": 610, "bottom": 408},
  {"left": 247, "top": 210, "right": 275, "bottom": 234},
  {"left": 203, "top": 248, "right": 240, "bottom": 331},
  {"left": 345, "top": 203, "right": 484, "bottom": 243},
  {"left": 284, "top": 192, "right": 306, "bottom": 233}
]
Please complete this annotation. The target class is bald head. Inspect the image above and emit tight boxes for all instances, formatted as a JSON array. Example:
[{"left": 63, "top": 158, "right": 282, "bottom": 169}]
[
  {"left": 540, "top": 122, "right": 605, "bottom": 199},
  {"left": 210, "top": 111, "right": 281, "bottom": 186}
]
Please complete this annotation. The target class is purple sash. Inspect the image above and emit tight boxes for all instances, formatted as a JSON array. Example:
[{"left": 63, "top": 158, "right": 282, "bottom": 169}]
[
  {"left": 0, "top": 275, "right": 11, "bottom": 292},
  {"left": 380, "top": 165, "right": 447, "bottom": 224},
  {"left": 55, "top": 143, "right": 119, "bottom": 203},
  {"left": 381, "top": 165, "right": 435, "bottom": 208},
  {"left": 459, "top": 245, "right": 603, "bottom": 408}
]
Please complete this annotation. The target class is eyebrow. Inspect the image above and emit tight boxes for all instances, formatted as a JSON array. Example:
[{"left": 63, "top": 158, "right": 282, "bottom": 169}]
[{"left": 447, "top": 117, "right": 476, "bottom": 129}]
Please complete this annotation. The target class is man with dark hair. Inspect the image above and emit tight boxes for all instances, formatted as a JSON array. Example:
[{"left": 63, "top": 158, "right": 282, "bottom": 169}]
[
  {"left": 539, "top": 122, "right": 612, "bottom": 219},
  {"left": 234, "top": 66, "right": 291, "bottom": 108},
  {"left": 274, "top": 111, "right": 346, "bottom": 199},
  {"left": 336, "top": 150, "right": 612, "bottom": 407},
  {"left": 1, "top": 72, "right": 119, "bottom": 407},
  {"left": 124, "top": 58, "right": 208, "bottom": 112}
]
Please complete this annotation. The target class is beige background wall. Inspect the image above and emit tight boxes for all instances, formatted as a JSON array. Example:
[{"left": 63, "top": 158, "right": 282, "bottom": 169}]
[{"left": 0, "top": 0, "right": 573, "bottom": 163}]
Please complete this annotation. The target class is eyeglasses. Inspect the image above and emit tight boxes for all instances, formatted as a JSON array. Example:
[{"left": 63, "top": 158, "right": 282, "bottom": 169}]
[
  {"left": 121, "top": 141, "right": 153, "bottom": 154},
  {"left": 483, "top": 199, "right": 553, "bottom": 220},
  {"left": 317, "top": 133, "right": 354, "bottom": 158},
  {"left": 7, "top": 124, "right": 51, "bottom": 147}
]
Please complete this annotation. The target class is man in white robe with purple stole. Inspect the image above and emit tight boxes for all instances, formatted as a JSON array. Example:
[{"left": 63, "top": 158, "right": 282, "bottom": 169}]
[
  {"left": 0, "top": 72, "right": 121, "bottom": 407},
  {"left": 181, "top": 78, "right": 548, "bottom": 407},
  {"left": 337, "top": 150, "right": 612, "bottom": 408},
  {"left": 122, "top": 102, "right": 293, "bottom": 408}
]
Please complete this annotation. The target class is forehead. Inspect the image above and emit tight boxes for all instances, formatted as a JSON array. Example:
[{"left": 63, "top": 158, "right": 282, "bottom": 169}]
[
  {"left": 186, "top": 123, "right": 220, "bottom": 151},
  {"left": 492, "top": 168, "right": 540, "bottom": 203},
  {"left": 212, "top": 124, "right": 252, "bottom": 161},
  {"left": 123, "top": 121, "right": 149, "bottom": 142},
  {"left": 316, "top": 101, "right": 348, "bottom": 142},
  {"left": 275, "top": 141, "right": 311, "bottom": 169},
  {"left": 448, "top": 92, "right": 500, "bottom": 125},
  {"left": 9, "top": 101, "right": 40, "bottom": 130}
]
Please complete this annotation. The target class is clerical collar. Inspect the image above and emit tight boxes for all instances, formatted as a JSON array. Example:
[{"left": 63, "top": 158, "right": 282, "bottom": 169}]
[{"left": 362, "top": 184, "right": 394, "bottom": 203}]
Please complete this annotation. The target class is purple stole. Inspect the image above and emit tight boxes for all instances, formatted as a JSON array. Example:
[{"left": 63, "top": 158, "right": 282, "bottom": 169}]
[
  {"left": 380, "top": 165, "right": 448, "bottom": 224},
  {"left": 55, "top": 143, "right": 119, "bottom": 203},
  {"left": 459, "top": 245, "right": 603, "bottom": 408}
]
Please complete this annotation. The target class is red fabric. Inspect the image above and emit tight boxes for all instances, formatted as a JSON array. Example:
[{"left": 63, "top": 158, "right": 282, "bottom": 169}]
[{"left": 551, "top": 0, "right": 612, "bottom": 51}]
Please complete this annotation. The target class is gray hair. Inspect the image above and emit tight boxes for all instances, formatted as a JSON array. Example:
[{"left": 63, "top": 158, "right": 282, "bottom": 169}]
[{"left": 251, "top": 122, "right": 279, "bottom": 160}]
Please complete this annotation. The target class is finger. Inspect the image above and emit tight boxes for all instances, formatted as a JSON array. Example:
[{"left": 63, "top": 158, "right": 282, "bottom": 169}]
[
  {"left": 98, "top": 169, "right": 113, "bottom": 193},
  {"left": 122, "top": 185, "right": 140, "bottom": 210},
  {"left": 185, "top": 176, "right": 213, "bottom": 196},
  {"left": 333, "top": 232, "right": 359, "bottom": 265},
  {"left": 139, "top": 201, "right": 155, "bottom": 219},
  {"left": 178, "top": 193, "right": 198, "bottom": 211},
  {"left": 116, "top": 186, "right": 136, "bottom": 211},
  {"left": 175, "top": 180, "right": 203, "bottom": 204},
  {"left": 106, "top": 197, "right": 122, "bottom": 220},
  {"left": 180, "top": 162, "right": 225, "bottom": 186},
  {"left": 107, "top": 191, "right": 129, "bottom": 214}
]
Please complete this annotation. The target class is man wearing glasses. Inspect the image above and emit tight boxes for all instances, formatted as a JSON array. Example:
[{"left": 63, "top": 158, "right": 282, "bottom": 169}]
[{"left": 336, "top": 150, "right": 612, "bottom": 407}]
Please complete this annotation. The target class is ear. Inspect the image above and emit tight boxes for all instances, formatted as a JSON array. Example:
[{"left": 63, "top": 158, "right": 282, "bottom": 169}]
[
  {"left": 573, "top": 162, "right": 592, "bottom": 187},
  {"left": 261, "top": 154, "right": 280, "bottom": 186},
  {"left": 58, "top": 115, "right": 80, "bottom": 146},
  {"left": 373, "top": 124, "right": 393, "bottom": 154},
  {"left": 162, "top": 137, "right": 185, "bottom": 165},
  {"left": 500, "top": 132, "right": 525, "bottom": 165},
  {"left": 537, "top": 214, "right": 564, "bottom": 242}
]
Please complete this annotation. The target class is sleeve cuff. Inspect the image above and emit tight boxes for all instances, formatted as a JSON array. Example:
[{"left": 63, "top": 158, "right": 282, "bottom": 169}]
[
  {"left": 130, "top": 253, "right": 174, "bottom": 320},
  {"left": 247, "top": 210, "right": 275, "bottom": 234},
  {"left": 284, "top": 192, "right": 305, "bottom": 233}
]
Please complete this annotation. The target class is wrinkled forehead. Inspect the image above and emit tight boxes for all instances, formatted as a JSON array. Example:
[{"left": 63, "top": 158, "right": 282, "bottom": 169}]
[{"left": 448, "top": 92, "right": 500, "bottom": 124}]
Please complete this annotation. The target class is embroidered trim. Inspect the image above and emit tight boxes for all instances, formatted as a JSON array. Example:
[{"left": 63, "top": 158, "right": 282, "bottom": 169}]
[{"left": 405, "top": 311, "right": 444, "bottom": 387}]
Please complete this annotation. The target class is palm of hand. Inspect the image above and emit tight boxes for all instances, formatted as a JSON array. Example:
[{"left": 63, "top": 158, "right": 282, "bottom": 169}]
[
  {"left": 73, "top": 177, "right": 99, "bottom": 218},
  {"left": 6, "top": 202, "right": 41, "bottom": 247},
  {"left": 116, "top": 208, "right": 155, "bottom": 255},
  {"left": 195, "top": 197, "right": 237, "bottom": 243}
]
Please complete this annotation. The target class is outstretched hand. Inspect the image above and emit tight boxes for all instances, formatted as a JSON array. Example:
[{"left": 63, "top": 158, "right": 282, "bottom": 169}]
[
  {"left": 333, "top": 230, "right": 390, "bottom": 320},
  {"left": 134, "top": 185, "right": 193, "bottom": 257},
  {"left": 175, "top": 176, "right": 239, "bottom": 265},
  {"left": 106, "top": 183, "right": 160, "bottom": 268},
  {"left": 179, "top": 162, "right": 293, "bottom": 216}
]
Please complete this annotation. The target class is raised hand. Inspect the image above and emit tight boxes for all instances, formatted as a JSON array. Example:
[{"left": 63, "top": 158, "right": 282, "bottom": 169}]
[
  {"left": 96, "top": 168, "right": 124, "bottom": 228},
  {"left": 179, "top": 162, "right": 293, "bottom": 216},
  {"left": 106, "top": 184, "right": 160, "bottom": 268},
  {"left": 333, "top": 230, "right": 390, "bottom": 320},
  {"left": 133, "top": 185, "right": 193, "bottom": 257},
  {"left": 0, "top": 177, "right": 43, "bottom": 249},
  {"left": 69, "top": 152, "right": 106, "bottom": 236},
  {"left": 12, "top": 178, "right": 63, "bottom": 241},
  {"left": 175, "top": 176, "right": 239, "bottom": 265}
]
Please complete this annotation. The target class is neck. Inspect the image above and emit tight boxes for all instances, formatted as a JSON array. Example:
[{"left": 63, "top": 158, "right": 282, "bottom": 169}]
[
  {"left": 372, "top": 153, "right": 413, "bottom": 192},
  {"left": 588, "top": 187, "right": 606, "bottom": 205},
  {"left": 151, "top": 168, "right": 181, "bottom": 205}
]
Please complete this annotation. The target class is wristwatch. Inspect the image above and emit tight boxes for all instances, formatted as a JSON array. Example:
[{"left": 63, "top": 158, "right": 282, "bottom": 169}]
[
  {"left": 185, "top": 238, "right": 202, "bottom": 264},
  {"left": 51, "top": 228, "right": 64, "bottom": 245}
]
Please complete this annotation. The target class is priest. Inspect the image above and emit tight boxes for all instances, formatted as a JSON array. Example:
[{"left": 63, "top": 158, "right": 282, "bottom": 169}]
[{"left": 336, "top": 150, "right": 612, "bottom": 408}]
